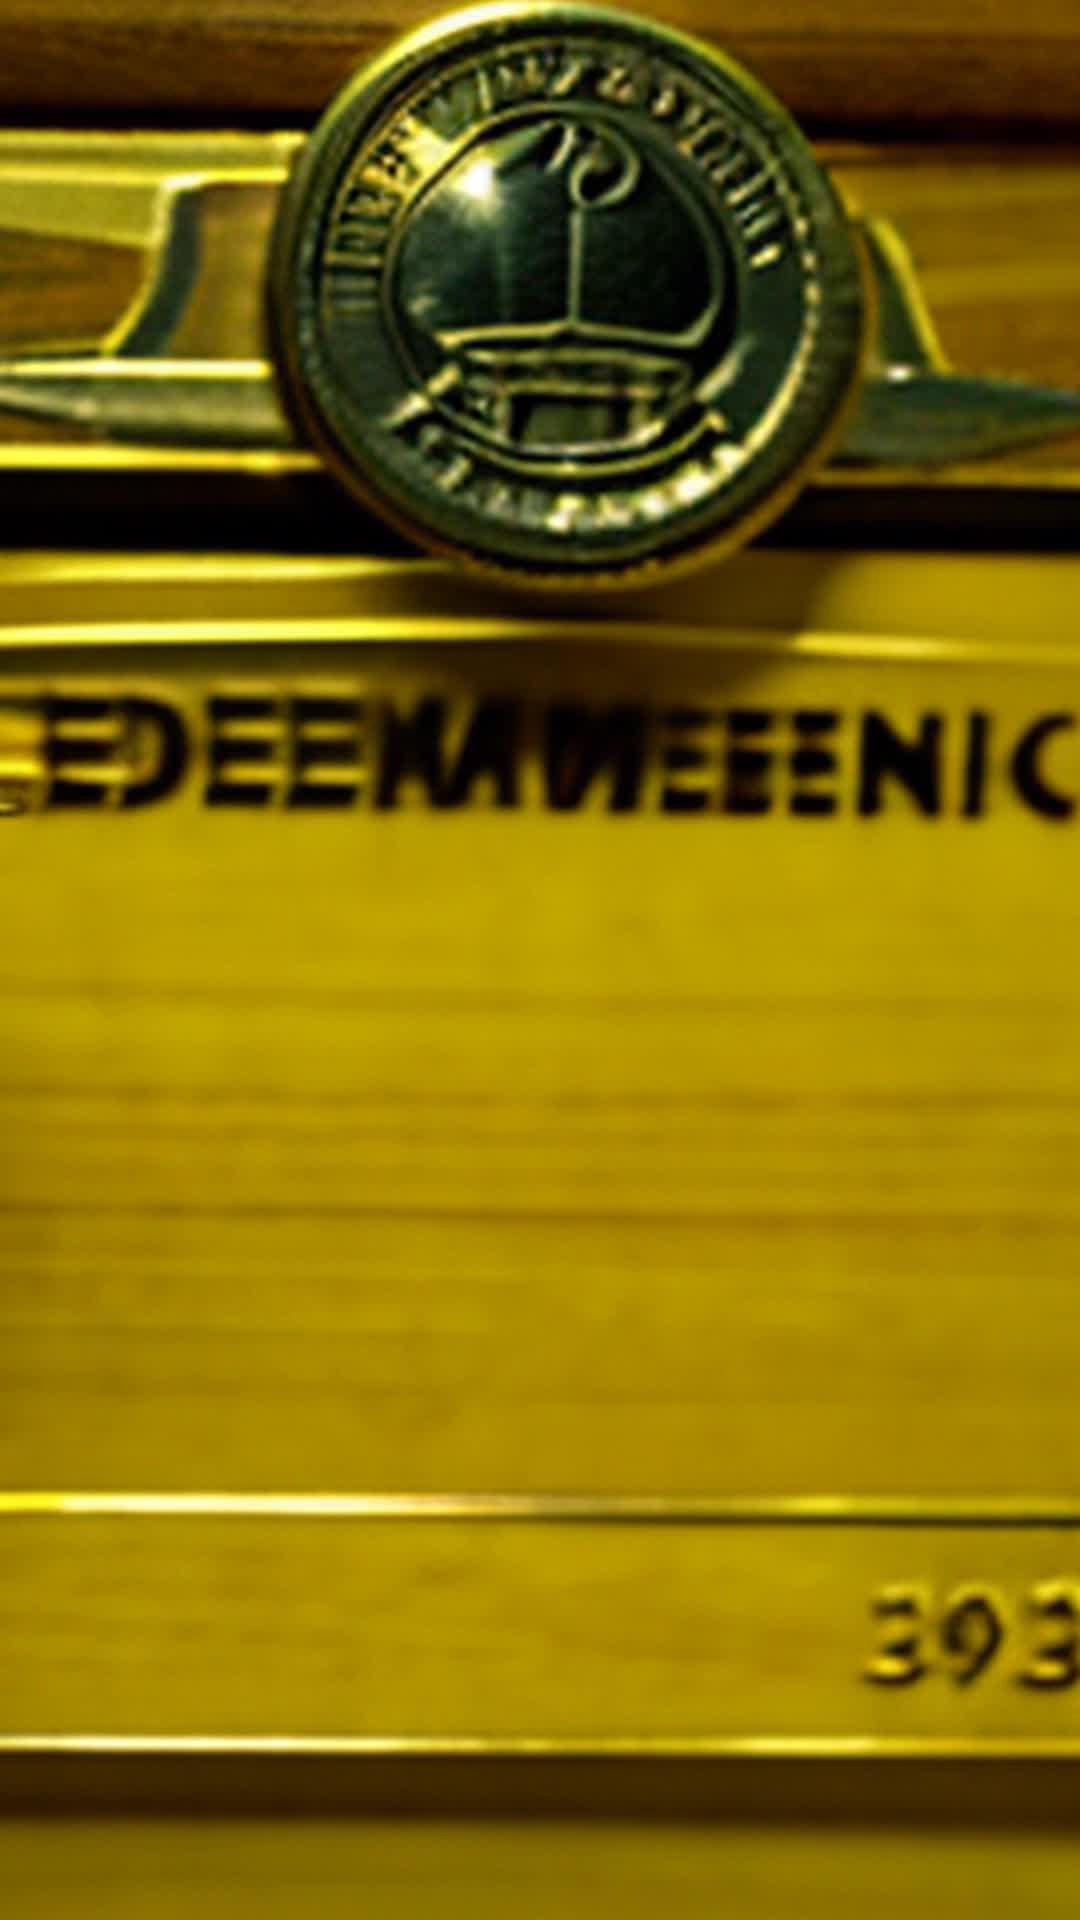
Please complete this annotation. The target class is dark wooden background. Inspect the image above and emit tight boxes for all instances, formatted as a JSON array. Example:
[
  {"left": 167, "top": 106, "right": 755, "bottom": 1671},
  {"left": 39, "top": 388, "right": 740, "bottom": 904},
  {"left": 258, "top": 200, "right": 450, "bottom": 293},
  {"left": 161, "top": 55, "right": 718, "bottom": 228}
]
[{"left": 0, "top": 0, "right": 1078, "bottom": 131}]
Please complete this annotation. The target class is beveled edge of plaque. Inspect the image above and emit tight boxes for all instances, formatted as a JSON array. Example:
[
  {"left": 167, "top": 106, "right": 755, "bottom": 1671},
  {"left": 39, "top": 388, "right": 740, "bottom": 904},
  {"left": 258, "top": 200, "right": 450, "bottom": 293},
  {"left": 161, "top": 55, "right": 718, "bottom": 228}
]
[{"left": 8, "top": 1492, "right": 1080, "bottom": 1763}]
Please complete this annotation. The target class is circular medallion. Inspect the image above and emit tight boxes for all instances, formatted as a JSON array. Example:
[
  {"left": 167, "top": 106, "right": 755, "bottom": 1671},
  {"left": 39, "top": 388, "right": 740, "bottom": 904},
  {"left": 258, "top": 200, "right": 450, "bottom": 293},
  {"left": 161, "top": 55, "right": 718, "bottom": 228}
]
[{"left": 271, "top": 2, "right": 866, "bottom": 587}]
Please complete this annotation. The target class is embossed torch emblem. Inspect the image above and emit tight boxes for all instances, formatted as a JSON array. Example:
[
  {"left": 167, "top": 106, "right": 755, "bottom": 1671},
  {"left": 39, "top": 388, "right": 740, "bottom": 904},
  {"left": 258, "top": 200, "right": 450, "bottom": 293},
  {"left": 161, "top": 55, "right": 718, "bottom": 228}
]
[{"left": 271, "top": 2, "right": 867, "bottom": 585}]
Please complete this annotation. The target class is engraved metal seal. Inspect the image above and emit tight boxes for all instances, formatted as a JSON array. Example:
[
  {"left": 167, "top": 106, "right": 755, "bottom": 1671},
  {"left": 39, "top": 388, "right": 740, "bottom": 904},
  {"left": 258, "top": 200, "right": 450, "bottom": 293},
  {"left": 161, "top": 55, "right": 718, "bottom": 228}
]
[{"left": 271, "top": 2, "right": 867, "bottom": 586}]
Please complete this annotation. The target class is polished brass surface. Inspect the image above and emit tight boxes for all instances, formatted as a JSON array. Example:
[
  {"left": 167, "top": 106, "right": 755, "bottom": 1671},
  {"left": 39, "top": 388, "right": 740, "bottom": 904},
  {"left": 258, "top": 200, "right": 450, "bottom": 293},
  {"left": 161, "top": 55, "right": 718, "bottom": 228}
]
[
  {"left": 4, "top": 548, "right": 1080, "bottom": 1517},
  {"left": 8, "top": 1497, "right": 1080, "bottom": 1752},
  {"left": 3, "top": 4, "right": 1080, "bottom": 1904}
]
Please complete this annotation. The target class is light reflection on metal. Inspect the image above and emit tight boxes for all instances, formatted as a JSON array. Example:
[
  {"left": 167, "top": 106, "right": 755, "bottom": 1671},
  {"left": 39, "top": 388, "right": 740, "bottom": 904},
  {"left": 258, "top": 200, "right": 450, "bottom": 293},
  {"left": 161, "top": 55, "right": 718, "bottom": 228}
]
[
  {"left": 839, "top": 219, "right": 1080, "bottom": 465},
  {"left": 0, "top": 112, "right": 1073, "bottom": 575},
  {"left": 10, "top": 1489, "right": 1080, "bottom": 1523},
  {"left": 0, "top": 163, "right": 1074, "bottom": 474},
  {"left": 0, "top": 359, "right": 293, "bottom": 448}
]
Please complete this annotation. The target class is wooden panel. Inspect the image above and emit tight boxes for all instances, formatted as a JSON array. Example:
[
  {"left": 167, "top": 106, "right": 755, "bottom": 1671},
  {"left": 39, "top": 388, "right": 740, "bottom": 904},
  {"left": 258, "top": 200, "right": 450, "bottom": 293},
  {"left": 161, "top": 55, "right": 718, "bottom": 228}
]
[
  {"left": 834, "top": 149, "right": 1080, "bottom": 397},
  {"left": 0, "top": 1, "right": 1078, "bottom": 132},
  {"left": 0, "top": 230, "right": 140, "bottom": 357}
]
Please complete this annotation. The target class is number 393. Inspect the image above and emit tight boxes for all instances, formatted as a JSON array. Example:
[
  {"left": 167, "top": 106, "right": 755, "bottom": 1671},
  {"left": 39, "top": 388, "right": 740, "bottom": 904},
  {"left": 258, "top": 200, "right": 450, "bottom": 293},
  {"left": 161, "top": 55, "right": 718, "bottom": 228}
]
[{"left": 864, "top": 1582, "right": 1080, "bottom": 1688}]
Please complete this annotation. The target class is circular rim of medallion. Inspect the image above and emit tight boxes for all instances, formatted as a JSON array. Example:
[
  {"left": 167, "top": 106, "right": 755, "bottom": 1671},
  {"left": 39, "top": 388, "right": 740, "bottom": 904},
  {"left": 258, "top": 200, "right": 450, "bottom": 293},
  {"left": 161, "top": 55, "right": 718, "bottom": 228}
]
[{"left": 270, "top": 1, "right": 868, "bottom": 591}]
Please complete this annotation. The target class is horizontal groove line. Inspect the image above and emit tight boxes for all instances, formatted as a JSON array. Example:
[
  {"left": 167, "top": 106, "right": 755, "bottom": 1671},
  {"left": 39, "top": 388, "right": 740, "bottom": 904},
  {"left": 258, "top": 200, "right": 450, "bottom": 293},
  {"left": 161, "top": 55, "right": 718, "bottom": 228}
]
[
  {"left": 6, "top": 1492, "right": 1080, "bottom": 1527},
  {"left": 2, "top": 621, "right": 1079, "bottom": 667},
  {"left": 0, "top": 984, "right": 1065, "bottom": 1015},
  {"left": 4, "top": 1734, "right": 1080, "bottom": 1761},
  {"left": 3, "top": 1084, "right": 1079, "bottom": 1111},
  {"left": 13, "top": 22, "right": 1080, "bottom": 51},
  {"left": 0, "top": 1204, "right": 1070, "bottom": 1230}
]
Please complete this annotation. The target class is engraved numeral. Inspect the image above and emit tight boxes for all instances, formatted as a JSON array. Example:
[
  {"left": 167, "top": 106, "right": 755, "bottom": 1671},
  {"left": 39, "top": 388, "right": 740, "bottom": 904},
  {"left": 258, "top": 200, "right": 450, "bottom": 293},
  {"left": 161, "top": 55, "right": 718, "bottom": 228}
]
[
  {"left": 865, "top": 1581, "right": 1080, "bottom": 1689},
  {"left": 940, "top": 1586, "right": 1006, "bottom": 1686},
  {"left": 1022, "top": 1582, "right": 1080, "bottom": 1689},
  {"left": 865, "top": 1584, "right": 928, "bottom": 1686}
]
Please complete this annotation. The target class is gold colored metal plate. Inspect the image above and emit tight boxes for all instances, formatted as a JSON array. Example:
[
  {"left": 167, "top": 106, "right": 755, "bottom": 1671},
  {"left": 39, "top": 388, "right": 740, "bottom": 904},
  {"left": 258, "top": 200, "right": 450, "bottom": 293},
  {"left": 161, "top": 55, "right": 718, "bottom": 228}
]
[
  {"left": 5, "top": 1498, "right": 1080, "bottom": 1753},
  {"left": 4, "top": 544, "right": 1080, "bottom": 1770},
  {"left": 3, "top": 18, "right": 1080, "bottom": 1912},
  {"left": 4, "top": 547, "right": 1080, "bottom": 1519}
]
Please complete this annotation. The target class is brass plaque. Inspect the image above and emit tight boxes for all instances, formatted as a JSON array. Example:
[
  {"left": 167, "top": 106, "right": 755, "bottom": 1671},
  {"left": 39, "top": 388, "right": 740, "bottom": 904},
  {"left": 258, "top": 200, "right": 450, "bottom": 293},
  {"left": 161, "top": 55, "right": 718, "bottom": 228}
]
[
  {"left": 0, "top": 11, "right": 1075, "bottom": 1780},
  {"left": 7, "top": 1499, "right": 1080, "bottom": 1753},
  {"left": 4, "top": 23, "right": 1080, "bottom": 1920},
  {"left": 2, "top": 545, "right": 1080, "bottom": 1762}
]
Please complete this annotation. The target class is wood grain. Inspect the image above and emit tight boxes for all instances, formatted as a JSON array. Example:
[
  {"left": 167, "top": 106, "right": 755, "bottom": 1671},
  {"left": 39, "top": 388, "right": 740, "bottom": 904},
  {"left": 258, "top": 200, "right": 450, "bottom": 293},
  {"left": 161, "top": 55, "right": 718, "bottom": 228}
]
[
  {"left": 0, "top": 0, "right": 1078, "bottom": 131},
  {"left": 0, "top": 230, "right": 140, "bottom": 356},
  {"left": 833, "top": 149, "right": 1080, "bottom": 402},
  {"left": 3, "top": 549, "right": 1080, "bottom": 1502}
]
